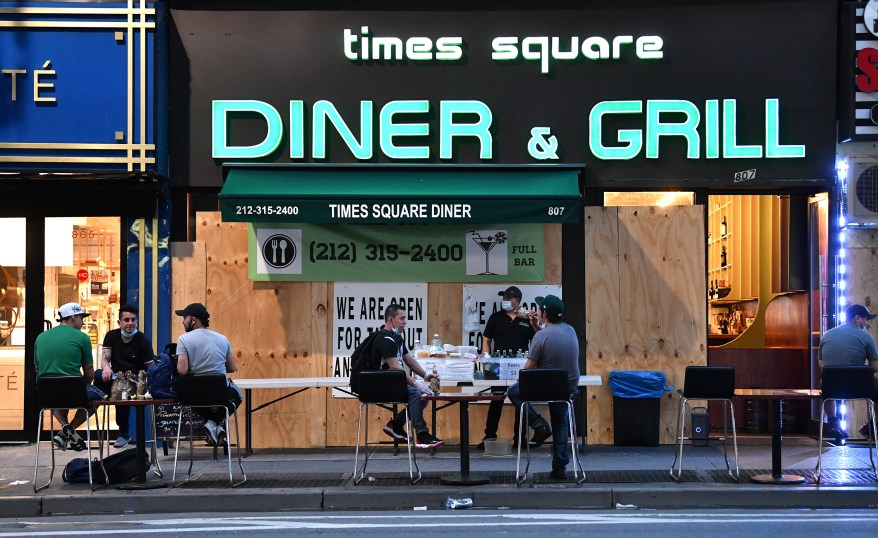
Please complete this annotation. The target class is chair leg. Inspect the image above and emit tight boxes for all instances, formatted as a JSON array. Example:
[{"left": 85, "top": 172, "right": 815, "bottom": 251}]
[
  {"left": 868, "top": 401, "right": 878, "bottom": 480},
  {"left": 354, "top": 403, "right": 371, "bottom": 484},
  {"left": 815, "top": 403, "right": 826, "bottom": 484},
  {"left": 33, "top": 409, "right": 52, "bottom": 493},
  {"left": 231, "top": 409, "right": 246, "bottom": 487},
  {"left": 567, "top": 401, "right": 586, "bottom": 484},
  {"left": 172, "top": 406, "right": 185, "bottom": 485},
  {"left": 404, "top": 407, "right": 421, "bottom": 484},
  {"left": 727, "top": 401, "right": 739, "bottom": 482},
  {"left": 149, "top": 406, "right": 163, "bottom": 478},
  {"left": 515, "top": 403, "right": 526, "bottom": 485},
  {"left": 353, "top": 403, "right": 365, "bottom": 484},
  {"left": 516, "top": 403, "right": 532, "bottom": 486},
  {"left": 669, "top": 396, "right": 686, "bottom": 481}
]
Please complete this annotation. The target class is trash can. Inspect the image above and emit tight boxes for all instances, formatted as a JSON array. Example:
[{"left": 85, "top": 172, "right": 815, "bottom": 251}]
[{"left": 609, "top": 370, "right": 674, "bottom": 446}]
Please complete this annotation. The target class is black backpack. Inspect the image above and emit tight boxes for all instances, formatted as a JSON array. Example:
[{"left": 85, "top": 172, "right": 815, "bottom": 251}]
[
  {"left": 349, "top": 328, "right": 384, "bottom": 394},
  {"left": 62, "top": 448, "right": 149, "bottom": 484}
]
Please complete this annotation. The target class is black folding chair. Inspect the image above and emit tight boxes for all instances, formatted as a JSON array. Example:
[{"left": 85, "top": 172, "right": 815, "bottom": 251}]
[
  {"left": 670, "top": 366, "right": 739, "bottom": 482},
  {"left": 515, "top": 368, "right": 585, "bottom": 486},
  {"left": 353, "top": 370, "right": 420, "bottom": 484},
  {"left": 33, "top": 375, "right": 104, "bottom": 492},
  {"left": 816, "top": 365, "right": 878, "bottom": 483},
  {"left": 172, "top": 374, "right": 246, "bottom": 487}
]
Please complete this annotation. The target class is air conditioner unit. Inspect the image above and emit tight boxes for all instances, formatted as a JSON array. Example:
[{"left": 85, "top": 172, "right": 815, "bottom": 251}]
[{"left": 846, "top": 158, "right": 878, "bottom": 226}]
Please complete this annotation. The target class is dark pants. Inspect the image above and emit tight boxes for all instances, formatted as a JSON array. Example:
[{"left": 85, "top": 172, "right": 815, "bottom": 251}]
[
  {"left": 194, "top": 379, "right": 243, "bottom": 425},
  {"left": 508, "top": 383, "right": 577, "bottom": 472},
  {"left": 94, "top": 369, "right": 130, "bottom": 436},
  {"left": 392, "top": 385, "right": 429, "bottom": 435},
  {"left": 483, "top": 386, "right": 506, "bottom": 439}
]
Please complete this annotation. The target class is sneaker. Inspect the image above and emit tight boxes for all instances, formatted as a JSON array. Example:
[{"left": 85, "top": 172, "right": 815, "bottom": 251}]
[
  {"left": 204, "top": 420, "right": 219, "bottom": 446},
  {"left": 549, "top": 468, "right": 567, "bottom": 480},
  {"left": 529, "top": 426, "right": 552, "bottom": 447},
  {"left": 416, "top": 432, "right": 445, "bottom": 449},
  {"left": 383, "top": 420, "right": 408, "bottom": 441},
  {"left": 114, "top": 436, "right": 130, "bottom": 449},
  {"left": 216, "top": 425, "right": 227, "bottom": 447},
  {"left": 67, "top": 430, "right": 86, "bottom": 452},
  {"left": 52, "top": 429, "right": 70, "bottom": 451},
  {"left": 476, "top": 435, "right": 496, "bottom": 450}
]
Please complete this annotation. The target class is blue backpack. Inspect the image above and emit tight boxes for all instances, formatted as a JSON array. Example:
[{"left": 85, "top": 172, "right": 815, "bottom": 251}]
[{"left": 147, "top": 344, "right": 178, "bottom": 399}]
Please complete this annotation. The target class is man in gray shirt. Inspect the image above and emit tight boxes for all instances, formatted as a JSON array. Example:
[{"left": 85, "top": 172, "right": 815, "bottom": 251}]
[
  {"left": 507, "top": 295, "right": 580, "bottom": 479},
  {"left": 818, "top": 303, "right": 878, "bottom": 439},
  {"left": 175, "top": 303, "right": 242, "bottom": 446}
]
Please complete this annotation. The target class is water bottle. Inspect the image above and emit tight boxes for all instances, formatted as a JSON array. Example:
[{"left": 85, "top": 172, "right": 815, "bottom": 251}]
[
  {"left": 446, "top": 497, "right": 473, "bottom": 510},
  {"left": 430, "top": 333, "right": 442, "bottom": 355}
]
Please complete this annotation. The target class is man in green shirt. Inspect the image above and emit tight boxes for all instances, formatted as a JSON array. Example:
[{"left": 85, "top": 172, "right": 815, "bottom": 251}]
[{"left": 34, "top": 302, "right": 105, "bottom": 450}]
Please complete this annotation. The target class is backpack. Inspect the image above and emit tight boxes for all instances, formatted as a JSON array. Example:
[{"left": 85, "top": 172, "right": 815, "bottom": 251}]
[
  {"left": 63, "top": 448, "right": 149, "bottom": 484},
  {"left": 147, "top": 346, "right": 178, "bottom": 399},
  {"left": 348, "top": 328, "right": 384, "bottom": 394}
]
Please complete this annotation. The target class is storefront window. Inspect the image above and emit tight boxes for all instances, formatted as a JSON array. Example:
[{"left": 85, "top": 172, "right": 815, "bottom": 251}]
[
  {"left": 0, "top": 217, "right": 122, "bottom": 433},
  {"left": 604, "top": 191, "right": 694, "bottom": 207}
]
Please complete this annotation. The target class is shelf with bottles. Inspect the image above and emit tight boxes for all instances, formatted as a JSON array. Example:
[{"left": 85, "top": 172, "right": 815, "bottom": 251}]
[
  {"left": 708, "top": 264, "right": 732, "bottom": 274},
  {"left": 707, "top": 232, "right": 732, "bottom": 246},
  {"left": 708, "top": 200, "right": 732, "bottom": 217}
]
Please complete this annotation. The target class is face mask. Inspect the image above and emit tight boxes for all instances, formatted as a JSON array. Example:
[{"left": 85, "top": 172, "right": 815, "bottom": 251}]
[
  {"left": 501, "top": 300, "right": 513, "bottom": 311},
  {"left": 121, "top": 328, "right": 138, "bottom": 338},
  {"left": 391, "top": 326, "right": 400, "bottom": 335}
]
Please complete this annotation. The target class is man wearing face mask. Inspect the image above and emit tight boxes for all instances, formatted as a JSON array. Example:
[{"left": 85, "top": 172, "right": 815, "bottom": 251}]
[
  {"left": 377, "top": 303, "right": 445, "bottom": 449},
  {"left": 477, "top": 286, "right": 542, "bottom": 450},
  {"left": 818, "top": 303, "right": 878, "bottom": 439},
  {"left": 95, "top": 304, "right": 154, "bottom": 448}
]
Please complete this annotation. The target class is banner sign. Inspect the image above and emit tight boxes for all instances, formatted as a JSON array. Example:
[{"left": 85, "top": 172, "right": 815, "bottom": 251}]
[
  {"left": 248, "top": 223, "right": 545, "bottom": 282},
  {"left": 461, "top": 284, "right": 562, "bottom": 349},
  {"left": 330, "top": 282, "right": 427, "bottom": 397}
]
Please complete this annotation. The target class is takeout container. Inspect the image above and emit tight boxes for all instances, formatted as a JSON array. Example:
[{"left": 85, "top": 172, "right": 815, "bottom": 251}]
[{"left": 483, "top": 438, "right": 513, "bottom": 456}]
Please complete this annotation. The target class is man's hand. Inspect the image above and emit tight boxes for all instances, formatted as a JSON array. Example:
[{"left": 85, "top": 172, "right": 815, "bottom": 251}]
[
  {"left": 424, "top": 372, "right": 441, "bottom": 383},
  {"left": 102, "top": 369, "right": 112, "bottom": 383},
  {"left": 415, "top": 381, "right": 432, "bottom": 394}
]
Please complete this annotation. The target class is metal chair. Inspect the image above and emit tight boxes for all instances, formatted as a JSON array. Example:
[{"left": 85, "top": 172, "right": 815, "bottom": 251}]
[
  {"left": 172, "top": 374, "right": 246, "bottom": 487},
  {"left": 33, "top": 375, "right": 104, "bottom": 492},
  {"left": 515, "top": 368, "right": 585, "bottom": 486},
  {"left": 816, "top": 365, "right": 878, "bottom": 483},
  {"left": 353, "top": 370, "right": 421, "bottom": 484},
  {"left": 670, "top": 366, "right": 739, "bottom": 482}
]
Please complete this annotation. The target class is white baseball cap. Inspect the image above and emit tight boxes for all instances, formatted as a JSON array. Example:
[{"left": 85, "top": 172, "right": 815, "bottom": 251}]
[{"left": 58, "top": 302, "right": 90, "bottom": 320}]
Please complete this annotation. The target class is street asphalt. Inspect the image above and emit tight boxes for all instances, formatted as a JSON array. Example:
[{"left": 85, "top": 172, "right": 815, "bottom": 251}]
[{"left": 1, "top": 435, "right": 877, "bottom": 517}]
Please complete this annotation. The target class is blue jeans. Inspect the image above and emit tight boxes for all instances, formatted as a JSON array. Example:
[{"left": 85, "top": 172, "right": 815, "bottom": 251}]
[
  {"left": 508, "top": 382, "right": 577, "bottom": 471},
  {"left": 393, "top": 385, "right": 429, "bottom": 435}
]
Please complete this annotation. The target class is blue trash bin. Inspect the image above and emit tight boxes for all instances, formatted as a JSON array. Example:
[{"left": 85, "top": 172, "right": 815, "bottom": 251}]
[{"left": 609, "top": 371, "right": 674, "bottom": 446}]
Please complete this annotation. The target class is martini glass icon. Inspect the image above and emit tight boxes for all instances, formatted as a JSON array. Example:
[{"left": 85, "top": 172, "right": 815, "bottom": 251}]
[{"left": 471, "top": 232, "right": 499, "bottom": 275}]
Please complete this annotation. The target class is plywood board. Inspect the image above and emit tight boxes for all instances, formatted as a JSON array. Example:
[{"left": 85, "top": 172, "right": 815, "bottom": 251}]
[{"left": 586, "top": 206, "right": 706, "bottom": 445}]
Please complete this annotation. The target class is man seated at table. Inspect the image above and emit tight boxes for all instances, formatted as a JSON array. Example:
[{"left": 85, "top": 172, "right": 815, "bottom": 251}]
[
  {"left": 175, "top": 302, "right": 242, "bottom": 446},
  {"left": 818, "top": 303, "right": 878, "bottom": 439},
  {"left": 376, "top": 303, "right": 445, "bottom": 449},
  {"left": 94, "top": 303, "right": 155, "bottom": 448},
  {"left": 506, "top": 295, "right": 579, "bottom": 480},
  {"left": 34, "top": 302, "right": 105, "bottom": 451}
]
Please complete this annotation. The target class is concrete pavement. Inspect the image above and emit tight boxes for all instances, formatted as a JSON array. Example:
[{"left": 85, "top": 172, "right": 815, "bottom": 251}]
[{"left": 1, "top": 436, "right": 877, "bottom": 517}]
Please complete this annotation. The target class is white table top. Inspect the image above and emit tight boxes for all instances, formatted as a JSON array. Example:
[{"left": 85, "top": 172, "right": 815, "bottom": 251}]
[{"left": 234, "top": 375, "right": 602, "bottom": 390}]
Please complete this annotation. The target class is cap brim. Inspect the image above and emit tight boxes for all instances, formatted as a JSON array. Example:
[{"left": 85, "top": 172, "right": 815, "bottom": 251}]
[
  {"left": 867, "top": 313, "right": 878, "bottom": 320},
  {"left": 174, "top": 309, "right": 187, "bottom": 316},
  {"left": 534, "top": 296, "right": 545, "bottom": 307}
]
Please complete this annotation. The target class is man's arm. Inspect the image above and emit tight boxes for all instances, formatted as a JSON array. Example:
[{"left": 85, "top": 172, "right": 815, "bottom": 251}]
[
  {"left": 481, "top": 336, "right": 492, "bottom": 355},
  {"left": 101, "top": 345, "right": 113, "bottom": 382},
  {"left": 401, "top": 352, "right": 435, "bottom": 383},
  {"left": 870, "top": 359, "right": 878, "bottom": 377},
  {"left": 225, "top": 346, "right": 237, "bottom": 373},
  {"left": 176, "top": 353, "right": 189, "bottom": 376},
  {"left": 82, "top": 363, "right": 96, "bottom": 384}
]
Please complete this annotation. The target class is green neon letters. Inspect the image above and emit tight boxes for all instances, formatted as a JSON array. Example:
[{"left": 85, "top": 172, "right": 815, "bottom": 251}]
[
  {"left": 213, "top": 99, "right": 493, "bottom": 160},
  {"left": 589, "top": 98, "right": 805, "bottom": 160}
]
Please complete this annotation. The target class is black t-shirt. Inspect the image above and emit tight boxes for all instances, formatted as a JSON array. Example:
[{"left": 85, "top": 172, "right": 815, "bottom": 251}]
[
  {"left": 102, "top": 329, "right": 154, "bottom": 372},
  {"left": 483, "top": 310, "right": 535, "bottom": 355},
  {"left": 371, "top": 329, "right": 408, "bottom": 370}
]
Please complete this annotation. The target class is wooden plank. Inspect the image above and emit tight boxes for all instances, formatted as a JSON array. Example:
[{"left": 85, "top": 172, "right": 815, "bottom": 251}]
[
  {"left": 170, "top": 241, "right": 206, "bottom": 344},
  {"left": 545, "top": 224, "right": 562, "bottom": 284}
]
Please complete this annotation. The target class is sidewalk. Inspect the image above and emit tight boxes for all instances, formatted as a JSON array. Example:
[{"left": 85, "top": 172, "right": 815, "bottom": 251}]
[{"left": 1, "top": 436, "right": 877, "bottom": 517}]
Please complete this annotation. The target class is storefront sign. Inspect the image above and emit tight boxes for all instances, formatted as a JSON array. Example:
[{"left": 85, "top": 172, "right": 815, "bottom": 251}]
[
  {"left": 248, "top": 223, "right": 545, "bottom": 282},
  {"left": 460, "top": 284, "right": 562, "bottom": 349},
  {"left": 841, "top": 1, "right": 878, "bottom": 141},
  {"left": 330, "top": 282, "right": 427, "bottom": 397},
  {"left": 172, "top": 2, "right": 836, "bottom": 188}
]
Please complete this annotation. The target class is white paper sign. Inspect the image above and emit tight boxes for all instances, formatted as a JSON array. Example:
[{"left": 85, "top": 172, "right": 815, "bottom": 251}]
[
  {"left": 461, "top": 284, "right": 562, "bottom": 350},
  {"left": 331, "top": 282, "right": 427, "bottom": 397}
]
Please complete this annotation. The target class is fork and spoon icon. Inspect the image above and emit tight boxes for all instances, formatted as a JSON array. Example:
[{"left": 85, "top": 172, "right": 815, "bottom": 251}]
[{"left": 271, "top": 238, "right": 288, "bottom": 264}]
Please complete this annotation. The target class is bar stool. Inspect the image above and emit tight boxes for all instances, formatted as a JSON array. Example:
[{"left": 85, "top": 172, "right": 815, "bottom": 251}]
[
  {"left": 33, "top": 375, "right": 103, "bottom": 492},
  {"left": 670, "top": 366, "right": 739, "bottom": 482},
  {"left": 515, "top": 368, "right": 585, "bottom": 486},
  {"left": 816, "top": 365, "right": 878, "bottom": 483},
  {"left": 172, "top": 374, "right": 246, "bottom": 487},
  {"left": 353, "top": 370, "right": 421, "bottom": 484}
]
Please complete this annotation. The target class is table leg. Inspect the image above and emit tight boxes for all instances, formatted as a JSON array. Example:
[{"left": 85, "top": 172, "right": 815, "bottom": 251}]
[
  {"left": 116, "top": 405, "right": 166, "bottom": 490},
  {"left": 245, "top": 388, "right": 253, "bottom": 456},
  {"left": 441, "top": 401, "right": 490, "bottom": 486},
  {"left": 750, "top": 399, "right": 805, "bottom": 484}
]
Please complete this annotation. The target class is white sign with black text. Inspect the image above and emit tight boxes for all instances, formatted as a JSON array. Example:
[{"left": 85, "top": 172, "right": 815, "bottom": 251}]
[{"left": 460, "top": 284, "right": 562, "bottom": 352}]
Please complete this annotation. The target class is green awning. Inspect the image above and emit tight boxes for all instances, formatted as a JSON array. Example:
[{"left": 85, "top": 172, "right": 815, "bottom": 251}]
[{"left": 220, "top": 167, "right": 581, "bottom": 224}]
